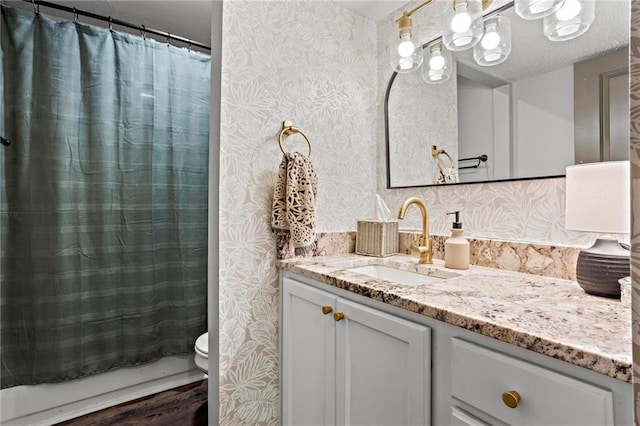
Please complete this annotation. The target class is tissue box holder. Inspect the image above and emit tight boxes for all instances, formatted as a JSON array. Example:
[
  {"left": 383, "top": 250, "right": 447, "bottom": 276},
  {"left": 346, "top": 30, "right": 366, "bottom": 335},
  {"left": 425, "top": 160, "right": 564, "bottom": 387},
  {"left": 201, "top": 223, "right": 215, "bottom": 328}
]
[{"left": 356, "top": 220, "right": 399, "bottom": 257}]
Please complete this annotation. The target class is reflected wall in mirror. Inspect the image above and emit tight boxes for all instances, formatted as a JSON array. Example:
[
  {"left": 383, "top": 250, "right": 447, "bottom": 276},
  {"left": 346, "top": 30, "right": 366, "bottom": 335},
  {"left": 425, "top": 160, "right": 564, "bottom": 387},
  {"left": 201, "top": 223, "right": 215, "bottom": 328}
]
[{"left": 385, "top": 0, "right": 629, "bottom": 188}]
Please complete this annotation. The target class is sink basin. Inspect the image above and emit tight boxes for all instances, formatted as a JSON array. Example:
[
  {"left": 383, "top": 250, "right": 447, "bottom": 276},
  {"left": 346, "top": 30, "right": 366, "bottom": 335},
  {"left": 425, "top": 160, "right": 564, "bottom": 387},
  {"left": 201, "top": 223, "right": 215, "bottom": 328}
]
[{"left": 346, "top": 265, "right": 446, "bottom": 286}]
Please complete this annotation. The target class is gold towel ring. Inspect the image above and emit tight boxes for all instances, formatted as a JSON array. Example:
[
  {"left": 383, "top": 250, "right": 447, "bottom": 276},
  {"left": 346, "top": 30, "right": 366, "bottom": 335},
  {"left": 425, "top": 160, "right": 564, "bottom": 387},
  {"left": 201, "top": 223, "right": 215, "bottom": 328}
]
[
  {"left": 278, "top": 121, "right": 312, "bottom": 156},
  {"left": 431, "top": 145, "right": 454, "bottom": 172}
]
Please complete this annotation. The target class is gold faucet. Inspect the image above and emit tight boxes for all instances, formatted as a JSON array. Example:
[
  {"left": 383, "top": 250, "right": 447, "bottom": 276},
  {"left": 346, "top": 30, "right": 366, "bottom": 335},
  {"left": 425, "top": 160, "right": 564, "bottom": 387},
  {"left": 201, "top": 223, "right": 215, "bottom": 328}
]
[{"left": 397, "top": 197, "right": 432, "bottom": 264}]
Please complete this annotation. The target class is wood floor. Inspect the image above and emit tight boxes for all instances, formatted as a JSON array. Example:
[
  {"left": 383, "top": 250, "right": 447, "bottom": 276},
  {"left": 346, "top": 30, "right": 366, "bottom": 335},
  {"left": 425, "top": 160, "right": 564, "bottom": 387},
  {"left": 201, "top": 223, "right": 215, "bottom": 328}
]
[{"left": 56, "top": 380, "right": 208, "bottom": 426}]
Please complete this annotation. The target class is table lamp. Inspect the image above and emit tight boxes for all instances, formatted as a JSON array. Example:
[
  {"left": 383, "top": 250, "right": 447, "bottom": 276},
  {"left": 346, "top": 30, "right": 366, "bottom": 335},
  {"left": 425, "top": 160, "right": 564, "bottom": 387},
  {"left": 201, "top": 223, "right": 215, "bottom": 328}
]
[{"left": 565, "top": 161, "right": 630, "bottom": 298}]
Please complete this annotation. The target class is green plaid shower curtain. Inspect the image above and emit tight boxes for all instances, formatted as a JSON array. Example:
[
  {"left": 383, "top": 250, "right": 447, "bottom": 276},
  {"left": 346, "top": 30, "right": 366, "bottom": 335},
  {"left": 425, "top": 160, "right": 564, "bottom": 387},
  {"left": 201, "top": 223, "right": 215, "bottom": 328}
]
[{"left": 0, "top": 5, "right": 209, "bottom": 388}]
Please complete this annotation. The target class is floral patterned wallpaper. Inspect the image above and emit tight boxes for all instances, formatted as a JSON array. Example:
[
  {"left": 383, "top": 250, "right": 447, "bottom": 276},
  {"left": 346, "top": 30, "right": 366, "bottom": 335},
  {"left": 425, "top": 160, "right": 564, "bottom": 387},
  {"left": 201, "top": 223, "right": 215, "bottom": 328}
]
[
  {"left": 219, "top": 1, "right": 377, "bottom": 423},
  {"left": 219, "top": 0, "right": 625, "bottom": 423},
  {"left": 378, "top": 178, "right": 595, "bottom": 246}
]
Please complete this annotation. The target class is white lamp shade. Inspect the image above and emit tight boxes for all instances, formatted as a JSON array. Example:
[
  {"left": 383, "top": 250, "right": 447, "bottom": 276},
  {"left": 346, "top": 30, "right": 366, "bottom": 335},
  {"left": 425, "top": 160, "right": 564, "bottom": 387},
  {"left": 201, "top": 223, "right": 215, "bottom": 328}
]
[{"left": 565, "top": 161, "right": 630, "bottom": 234}]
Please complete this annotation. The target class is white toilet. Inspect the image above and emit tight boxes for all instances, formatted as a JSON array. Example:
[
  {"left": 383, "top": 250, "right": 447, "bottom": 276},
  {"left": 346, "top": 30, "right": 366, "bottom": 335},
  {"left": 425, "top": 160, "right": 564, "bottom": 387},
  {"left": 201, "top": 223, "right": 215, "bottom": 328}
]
[{"left": 194, "top": 332, "right": 208, "bottom": 375}]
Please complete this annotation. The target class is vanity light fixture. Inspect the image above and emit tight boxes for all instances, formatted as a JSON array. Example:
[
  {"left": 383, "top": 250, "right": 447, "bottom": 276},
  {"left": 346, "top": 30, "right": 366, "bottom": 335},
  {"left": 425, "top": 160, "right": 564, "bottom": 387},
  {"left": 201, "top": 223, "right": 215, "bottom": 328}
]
[
  {"left": 473, "top": 15, "right": 511, "bottom": 66},
  {"left": 389, "top": 0, "right": 595, "bottom": 81},
  {"left": 565, "top": 161, "right": 630, "bottom": 298},
  {"left": 422, "top": 43, "right": 453, "bottom": 83},
  {"left": 543, "top": 0, "right": 595, "bottom": 41}
]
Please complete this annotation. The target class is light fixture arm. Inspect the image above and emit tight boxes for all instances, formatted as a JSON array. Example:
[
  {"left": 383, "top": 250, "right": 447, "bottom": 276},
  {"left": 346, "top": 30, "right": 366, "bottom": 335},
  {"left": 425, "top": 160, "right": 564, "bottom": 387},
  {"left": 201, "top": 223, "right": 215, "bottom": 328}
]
[
  {"left": 395, "top": 0, "right": 436, "bottom": 23},
  {"left": 394, "top": 1, "right": 437, "bottom": 40},
  {"left": 394, "top": 0, "right": 494, "bottom": 37}
]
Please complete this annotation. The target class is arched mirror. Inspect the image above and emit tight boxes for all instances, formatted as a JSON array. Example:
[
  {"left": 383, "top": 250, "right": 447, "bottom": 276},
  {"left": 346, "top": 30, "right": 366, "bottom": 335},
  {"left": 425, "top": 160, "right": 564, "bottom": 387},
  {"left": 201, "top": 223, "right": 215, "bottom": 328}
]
[{"left": 385, "top": 0, "right": 629, "bottom": 188}]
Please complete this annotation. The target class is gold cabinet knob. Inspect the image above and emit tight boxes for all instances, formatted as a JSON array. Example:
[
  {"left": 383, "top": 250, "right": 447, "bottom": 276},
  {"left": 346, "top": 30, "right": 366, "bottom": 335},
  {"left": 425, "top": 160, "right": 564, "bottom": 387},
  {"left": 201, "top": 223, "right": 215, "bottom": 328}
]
[
  {"left": 321, "top": 306, "right": 333, "bottom": 315},
  {"left": 333, "top": 312, "right": 345, "bottom": 321},
  {"left": 502, "top": 391, "right": 521, "bottom": 409}
]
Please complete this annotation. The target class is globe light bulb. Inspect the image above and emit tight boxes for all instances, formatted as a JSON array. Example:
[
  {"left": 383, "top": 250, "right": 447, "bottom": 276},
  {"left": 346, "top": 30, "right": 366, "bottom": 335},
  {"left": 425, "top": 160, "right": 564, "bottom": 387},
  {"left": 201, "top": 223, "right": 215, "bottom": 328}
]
[
  {"left": 429, "top": 49, "right": 445, "bottom": 70},
  {"left": 481, "top": 24, "right": 501, "bottom": 50},
  {"left": 451, "top": 3, "right": 472, "bottom": 33},
  {"left": 397, "top": 33, "right": 415, "bottom": 58},
  {"left": 556, "top": 0, "right": 582, "bottom": 21}
]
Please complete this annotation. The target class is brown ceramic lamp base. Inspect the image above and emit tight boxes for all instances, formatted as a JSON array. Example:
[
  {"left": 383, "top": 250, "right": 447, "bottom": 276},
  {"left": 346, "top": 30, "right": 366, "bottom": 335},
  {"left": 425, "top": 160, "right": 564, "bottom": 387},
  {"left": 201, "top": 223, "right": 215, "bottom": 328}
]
[{"left": 576, "top": 238, "right": 630, "bottom": 298}]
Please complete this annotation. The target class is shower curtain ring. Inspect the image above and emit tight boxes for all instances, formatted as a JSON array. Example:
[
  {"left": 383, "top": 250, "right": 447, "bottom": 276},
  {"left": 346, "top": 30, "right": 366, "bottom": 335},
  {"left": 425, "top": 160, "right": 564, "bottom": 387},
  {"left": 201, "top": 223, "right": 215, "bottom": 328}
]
[
  {"left": 166, "top": 32, "right": 171, "bottom": 46},
  {"left": 188, "top": 41, "right": 192, "bottom": 52},
  {"left": 108, "top": 16, "right": 113, "bottom": 32},
  {"left": 141, "top": 25, "right": 146, "bottom": 40},
  {"left": 32, "top": 0, "right": 39, "bottom": 14},
  {"left": 73, "top": 8, "right": 78, "bottom": 23}
]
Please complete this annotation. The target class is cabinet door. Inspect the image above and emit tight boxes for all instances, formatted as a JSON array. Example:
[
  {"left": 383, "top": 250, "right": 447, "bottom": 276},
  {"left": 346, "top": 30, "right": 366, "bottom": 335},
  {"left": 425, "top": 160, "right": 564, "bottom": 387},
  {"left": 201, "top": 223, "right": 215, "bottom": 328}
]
[
  {"left": 282, "top": 278, "right": 336, "bottom": 426},
  {"left": 334, "top": 299, "right": 431, "bottom": 426}
]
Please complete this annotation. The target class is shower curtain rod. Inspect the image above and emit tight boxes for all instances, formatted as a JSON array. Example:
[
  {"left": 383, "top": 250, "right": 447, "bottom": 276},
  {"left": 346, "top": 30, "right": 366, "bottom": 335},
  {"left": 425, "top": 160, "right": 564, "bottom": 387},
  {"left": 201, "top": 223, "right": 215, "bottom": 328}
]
[{"left": 21, "top": 0, "right": 211, "bottom": 51}]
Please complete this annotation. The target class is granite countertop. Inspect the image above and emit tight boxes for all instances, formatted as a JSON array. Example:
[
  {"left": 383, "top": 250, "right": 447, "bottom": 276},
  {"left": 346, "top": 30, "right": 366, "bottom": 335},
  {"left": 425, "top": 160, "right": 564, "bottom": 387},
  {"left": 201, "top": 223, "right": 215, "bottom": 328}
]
[{"left": 278, "top": 253, "right": 632, "bottom": 383}]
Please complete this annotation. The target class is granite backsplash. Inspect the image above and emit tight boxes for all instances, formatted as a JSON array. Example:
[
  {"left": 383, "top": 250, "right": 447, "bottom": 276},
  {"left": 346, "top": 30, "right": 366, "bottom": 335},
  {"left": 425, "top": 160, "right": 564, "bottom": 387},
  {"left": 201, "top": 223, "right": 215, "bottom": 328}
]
[{"left": 277, "top": 231, "right": 581, "bottom": 281}]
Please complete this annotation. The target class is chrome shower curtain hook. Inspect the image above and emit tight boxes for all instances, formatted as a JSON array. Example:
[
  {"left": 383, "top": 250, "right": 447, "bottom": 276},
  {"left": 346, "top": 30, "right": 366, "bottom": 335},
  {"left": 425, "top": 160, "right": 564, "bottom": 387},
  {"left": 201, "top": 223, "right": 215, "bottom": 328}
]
[
  {"left": 166, "top": 32, "right": 171, "bottom": 46},
  {"left": 108, "top": 16, "right": 113, "bottom": 32},
  {"left": 141, "top": 25, "right": 146, "bottom": 40},
  {"left": 73, "top": 8, "right": 78, "bottom": 23},
  {"left": 32, "top": 0, "right": 39, "bottom": 14}
]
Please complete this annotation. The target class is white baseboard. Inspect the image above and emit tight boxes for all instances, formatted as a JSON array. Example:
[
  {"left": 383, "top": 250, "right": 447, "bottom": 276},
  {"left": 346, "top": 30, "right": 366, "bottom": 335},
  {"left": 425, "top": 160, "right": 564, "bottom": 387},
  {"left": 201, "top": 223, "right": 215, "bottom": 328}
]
[{"left": 0, "top": 355, "right": 207, "bottom": 426}]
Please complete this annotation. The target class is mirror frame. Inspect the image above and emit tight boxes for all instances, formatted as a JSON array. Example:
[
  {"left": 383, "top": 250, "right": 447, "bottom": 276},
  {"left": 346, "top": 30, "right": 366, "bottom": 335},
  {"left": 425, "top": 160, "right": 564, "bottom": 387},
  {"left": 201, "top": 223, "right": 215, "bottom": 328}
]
[{"left": 384, "top": 0, "right": 568, "bottom": 189}]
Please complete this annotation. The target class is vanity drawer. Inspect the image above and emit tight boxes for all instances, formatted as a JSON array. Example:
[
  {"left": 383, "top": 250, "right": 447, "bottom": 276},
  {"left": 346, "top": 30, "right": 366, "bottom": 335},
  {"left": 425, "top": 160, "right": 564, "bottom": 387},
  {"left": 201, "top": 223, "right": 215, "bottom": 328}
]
[
  {"left": 450, "top": 339, "right": 614, "bottom": 426},
  {"left": 450, "top": 406, "right": 492, "bottom": 426}
]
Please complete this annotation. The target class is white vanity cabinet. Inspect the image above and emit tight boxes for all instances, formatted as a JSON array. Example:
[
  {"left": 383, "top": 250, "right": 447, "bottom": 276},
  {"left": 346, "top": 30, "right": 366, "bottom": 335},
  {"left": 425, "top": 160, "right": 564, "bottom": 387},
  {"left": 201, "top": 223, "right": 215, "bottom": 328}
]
[
  {"left": 280, "top": 272, "right": 633, "bottom": 426},
  {"left": 281, "top": 276, "right": 431, "bottom": 426}
]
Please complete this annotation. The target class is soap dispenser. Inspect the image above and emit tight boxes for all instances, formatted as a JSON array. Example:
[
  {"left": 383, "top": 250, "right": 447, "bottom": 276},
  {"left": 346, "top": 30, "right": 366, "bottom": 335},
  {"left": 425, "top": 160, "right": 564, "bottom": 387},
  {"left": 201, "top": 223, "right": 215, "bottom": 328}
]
[{"left": 444, "top": 211, "right": 469, "bottom": 270}]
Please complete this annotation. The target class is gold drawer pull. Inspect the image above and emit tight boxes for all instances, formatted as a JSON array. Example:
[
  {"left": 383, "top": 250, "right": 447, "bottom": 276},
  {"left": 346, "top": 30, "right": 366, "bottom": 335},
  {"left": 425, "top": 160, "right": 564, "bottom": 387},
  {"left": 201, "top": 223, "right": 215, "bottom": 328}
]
[
  {"left": 321, "top": 306, "right": 333, "bottom": 315},
  {"left": 502, "top": 390, "right": 521, "bottom": 409},
  {"left": 333, "top": 312, "right": 345, "bottom": 321}
]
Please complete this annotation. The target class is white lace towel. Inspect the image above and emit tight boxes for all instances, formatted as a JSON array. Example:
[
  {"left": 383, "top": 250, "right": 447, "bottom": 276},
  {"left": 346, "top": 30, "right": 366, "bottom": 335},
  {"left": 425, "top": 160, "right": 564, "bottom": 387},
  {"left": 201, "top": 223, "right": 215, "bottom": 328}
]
[
  {"left": 436, "top": 167, "right": 459, "bottom": 184},
  {"left": 271, "top": 152, "right": 318, "bottom": 248},
  {"left": 434, "top": 150, "right": 459, "bottom": 184}
]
